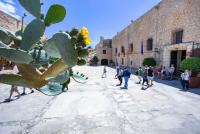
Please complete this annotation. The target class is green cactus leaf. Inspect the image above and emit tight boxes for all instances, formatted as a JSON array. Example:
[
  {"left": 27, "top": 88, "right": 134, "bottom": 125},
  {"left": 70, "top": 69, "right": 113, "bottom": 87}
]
[
  {"left": 0, "top": 41, "right": 9, "bottom": 48},
  {"left": 0, "top": 48, "right": 33, "bottom": 64},
  {"left": 18, "top": 0, "right": 41, "bottom": 18},
  {"left": 0, "top": 27, "right": 12, "bottom": 45},
  {"left": 52, "top": 32, "right": 78, "bottom": 67},
  {"left": 44, "top": 4, "right": 66, "bottom": 26},
  {"left": 47, "top": 71, "right": 70, "bottom": 84},
  {"left": 0, "top": 74, "right": 30, "bottom": 87},
  {"left": 72, "top": 72, "right": 88, "bottom": 83},
  {"left": 20, "top": 19, "right": 45, "bottom": 51},
  {"left": 38, "top": 82, "right": 63, "bottom": 96},
  {"left": 43, "top": 39, "right": 61, "bottom": 58}
]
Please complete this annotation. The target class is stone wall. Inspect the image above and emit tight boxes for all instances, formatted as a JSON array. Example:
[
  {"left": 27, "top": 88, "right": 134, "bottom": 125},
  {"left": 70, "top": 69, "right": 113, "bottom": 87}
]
[
  {"left": 112, "top": 0, "right": 200, "bottom": 68},
  {"left": 0, "top": 10, "right": 23, "bottom": 69},
  {"left": 0, "top": 10, "right": 22, "bottom": 32}
]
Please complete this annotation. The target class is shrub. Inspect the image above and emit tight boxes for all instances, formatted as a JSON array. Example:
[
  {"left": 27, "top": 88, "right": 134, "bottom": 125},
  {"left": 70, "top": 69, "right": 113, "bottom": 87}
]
[
  {"left": 180, "top": 57, "right": 200, "bottom": 73},
  {"left": 89, "top": 56, "right": 99, "bottom": 66},
  {"left": 142, "top": 58, "right": 156, "bottom": 67}
]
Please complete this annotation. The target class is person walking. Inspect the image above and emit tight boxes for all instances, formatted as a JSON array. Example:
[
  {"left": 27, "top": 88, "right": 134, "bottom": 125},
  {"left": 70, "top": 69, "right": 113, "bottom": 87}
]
[
  {"left": 136, "top": 67, "right": 143, "bottom": 84},
  {"left": 102, "top": 66, "right": 107, "bottom": 78},
  {"left": 115, "top": 65, "right": 120, "bottom": 79},
  {"left": 5, "top": 85, "right": 21, "bottom": 102},
  {"left": 141, "top": 69, "right": 149, "bottom": 90},
  {"left": 116, "top": 68, "right": 123, "bottom": 86},
  {"left": 21, "top": 87, "right": 34, "bottom": 95},
  {"left": 180, "top": 71, "right": 185, "bottom": 90},
  {"left": 121, "top": 67, "right": 131, "bottom": 89},
  {"left": 183, "top": 70, "right": 190, "bottom": 90},
  {"left": 161, "top": 66, "right": 167, "bottom": 80},
  {"left": 169, "top": 64, "right": 175, "bottom": 80},
  {"left": 147, "top": 66, "right": 154, "bottom": 86}
]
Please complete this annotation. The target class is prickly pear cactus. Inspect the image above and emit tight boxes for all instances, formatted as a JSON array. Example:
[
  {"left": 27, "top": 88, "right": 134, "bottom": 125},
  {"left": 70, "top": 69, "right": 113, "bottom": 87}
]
[{"left": 0, "top": 0, "right": 91, "bottom": 96}]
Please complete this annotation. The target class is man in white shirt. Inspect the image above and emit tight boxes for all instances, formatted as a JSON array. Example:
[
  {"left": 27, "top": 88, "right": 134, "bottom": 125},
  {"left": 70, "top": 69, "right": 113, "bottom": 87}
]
[
  {"left": 169, "top": 64, "right": 175, "bottom": 80},
  {"left": 181, "top": 70, "right": 190, "bottom": 91}
]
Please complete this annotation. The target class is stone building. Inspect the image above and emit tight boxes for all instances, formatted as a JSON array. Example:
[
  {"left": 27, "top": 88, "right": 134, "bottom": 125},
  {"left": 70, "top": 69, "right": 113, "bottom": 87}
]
[
  {"left": 0, "top": 10, "right": 22, "bottom": 32},
  {"left": 96, "top": 36, "right": 112, "bottom": 65},
  {"left": 97, "top": 0, "right": 200, "bottom": 72},
  {"left": 0, "top": 10, "right": 23, "bottom": 69}
]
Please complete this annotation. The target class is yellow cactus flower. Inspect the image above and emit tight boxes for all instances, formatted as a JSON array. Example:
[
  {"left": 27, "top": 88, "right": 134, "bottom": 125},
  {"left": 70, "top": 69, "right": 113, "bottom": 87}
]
[
  {"left": 80, "top": 27, "right": 91, "bottom": 45},
  {"left": 84, "top": 38, "right": 91, "bottom": 45},
  {"left": 80, "top": 27, "right": 88, "bottom": 36}
]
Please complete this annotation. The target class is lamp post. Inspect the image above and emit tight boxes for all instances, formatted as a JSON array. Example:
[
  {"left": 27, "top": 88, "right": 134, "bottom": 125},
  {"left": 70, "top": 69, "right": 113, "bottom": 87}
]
[{"left": 21, "top": 13, "right": 27, "bottom": 32}]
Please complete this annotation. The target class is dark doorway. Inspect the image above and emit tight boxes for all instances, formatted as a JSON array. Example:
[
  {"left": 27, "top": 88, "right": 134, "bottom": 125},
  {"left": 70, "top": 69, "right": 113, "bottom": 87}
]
[
  {"left": 170, "top": 50, "right": 186, "bottom": 74},
  {"left": 101, "top": 59, "right": 108, "bottom": 65}
]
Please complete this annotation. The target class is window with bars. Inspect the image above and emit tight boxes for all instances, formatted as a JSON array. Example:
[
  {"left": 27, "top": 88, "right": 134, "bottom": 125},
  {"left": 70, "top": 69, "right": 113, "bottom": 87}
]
[
  {"left": 147, "top": 38, "right": 153, "bottom": 51},
  {"left": 103, "top": 50, "right": 106, "bottom": 54},
  {"left": 172, "top": 30, "right": 183, "bottom": 44},
  {"left": 115, "top": 48, "right": 118, "bottom": 55},
  {"left": 121, "top": 46, "right": 125, "bottom": 55},
  {"left": 129, "top": 43, "right": 133, "bottom": 53}
]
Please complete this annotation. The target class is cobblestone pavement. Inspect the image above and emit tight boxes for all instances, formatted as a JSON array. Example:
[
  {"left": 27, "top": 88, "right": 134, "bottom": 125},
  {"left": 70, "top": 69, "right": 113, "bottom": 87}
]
[{"left": 0, "top": 66, "right": 200, "bottom": 134}]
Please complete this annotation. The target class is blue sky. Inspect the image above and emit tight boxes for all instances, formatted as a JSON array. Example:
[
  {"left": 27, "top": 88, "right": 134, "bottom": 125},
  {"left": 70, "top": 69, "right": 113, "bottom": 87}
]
[{"left": 0, "top": 0, "right": 161, "bottom": 48}]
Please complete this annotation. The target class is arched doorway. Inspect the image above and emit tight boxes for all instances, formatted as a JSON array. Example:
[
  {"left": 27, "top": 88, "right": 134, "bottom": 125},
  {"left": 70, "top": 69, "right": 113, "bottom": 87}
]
[{"left": 101, "top": 59, "right": 108, "bottom": 65}]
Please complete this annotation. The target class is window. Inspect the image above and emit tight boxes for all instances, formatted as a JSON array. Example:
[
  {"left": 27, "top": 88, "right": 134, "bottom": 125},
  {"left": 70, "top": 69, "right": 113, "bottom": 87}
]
[
  {"left": 129, "top": 43, "right": 133, "bottom": 53},
  {"left": 121, "top": 46, "right": 125, "bottom": 55},
  {"left": 103, "top": 50, "right": 106, "bottom": 54},
  {"left": 147, "top": 38, "right": 153, "bottom": 51},
  {"left": 115, "top": 48, "right": 118, "bottom": 55},
  {"left": 172, "top": 30, "right": 183, "bottom": 44},
  {"left": 122, "top": 58, "right": 124, "bottom": 65}
]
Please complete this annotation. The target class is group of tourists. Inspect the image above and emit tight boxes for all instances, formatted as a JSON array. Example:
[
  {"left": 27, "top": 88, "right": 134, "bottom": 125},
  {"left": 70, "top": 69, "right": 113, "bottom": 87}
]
[
  {"left": 156, "top": 64, "right": 175, "bottom": 80},
  {"left": 102, "top": 64, "right": 191, "bottom": 91},
  {"left": 102, "top": 66, "right": 131, "bottom": 89},
  {"left": 135, "top": 65, "right": 154, "bottom": 90}
]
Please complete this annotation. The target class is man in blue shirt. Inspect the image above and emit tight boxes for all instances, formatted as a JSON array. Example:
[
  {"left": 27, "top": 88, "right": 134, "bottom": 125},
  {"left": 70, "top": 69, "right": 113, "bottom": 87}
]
[{"left": 121, "top": 67, "right": 131, "bottom": 89}]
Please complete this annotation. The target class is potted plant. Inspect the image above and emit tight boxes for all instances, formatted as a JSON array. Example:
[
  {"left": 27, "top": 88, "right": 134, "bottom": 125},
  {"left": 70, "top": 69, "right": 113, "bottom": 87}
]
[
  {"left": 180, "top": 57, "right": 200, "bottom": 88},
  {"left": 89, "top": 56, "right": 99, "bottom": 66}
]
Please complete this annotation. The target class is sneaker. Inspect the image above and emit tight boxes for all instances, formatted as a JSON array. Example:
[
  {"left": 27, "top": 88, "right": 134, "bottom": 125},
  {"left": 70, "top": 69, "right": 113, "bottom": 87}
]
[
  {"left": 120, "top": 87, "right": 128, "bottom": 89},
  {"left": 5, "top": 98, "right": 11, "bottom": 102},
  {"left": 21, "top": 92, "right": 26, "bottom": 96}
]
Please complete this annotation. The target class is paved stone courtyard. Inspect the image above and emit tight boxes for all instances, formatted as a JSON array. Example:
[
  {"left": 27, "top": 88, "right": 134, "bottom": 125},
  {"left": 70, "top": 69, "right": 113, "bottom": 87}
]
[{"left": 0, "top": 66, "right": 200, "bottom": 134}]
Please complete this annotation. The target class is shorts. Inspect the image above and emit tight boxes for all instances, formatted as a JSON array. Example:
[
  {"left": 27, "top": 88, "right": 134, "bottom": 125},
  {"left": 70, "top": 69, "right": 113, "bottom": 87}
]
[{"left": 147, "top": 76, "right": 154, "bottom": 81}]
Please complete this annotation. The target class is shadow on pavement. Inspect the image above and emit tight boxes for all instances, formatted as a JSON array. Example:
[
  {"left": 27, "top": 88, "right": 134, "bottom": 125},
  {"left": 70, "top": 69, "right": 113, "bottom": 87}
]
[{"left": 155, "top": 79, "right": 200, "bottom": 95}]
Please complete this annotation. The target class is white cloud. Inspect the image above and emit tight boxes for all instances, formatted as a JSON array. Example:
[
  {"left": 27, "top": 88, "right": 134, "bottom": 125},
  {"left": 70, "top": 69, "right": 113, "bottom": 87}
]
[
  {"left": 0, "top": 0, "right": 20, "bottom": 19},
  {"left": 4, "top": 0, "right": 15, "bottom": 5}
]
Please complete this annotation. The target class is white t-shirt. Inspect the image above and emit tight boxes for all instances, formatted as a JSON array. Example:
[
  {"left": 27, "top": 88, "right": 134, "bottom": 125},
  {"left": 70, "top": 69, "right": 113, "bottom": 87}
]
[
  {"left": 183, "top": 72, "right": 189, "bottom": 81},
  {"left": 170, "top": 66, "right": 175, "bottom": 73}
]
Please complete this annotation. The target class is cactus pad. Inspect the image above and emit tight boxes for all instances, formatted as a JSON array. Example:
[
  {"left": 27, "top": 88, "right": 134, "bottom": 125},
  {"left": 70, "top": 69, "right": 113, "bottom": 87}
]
[
  {"left": 43, "top": 39, "right": 61, "bottom": 58},
  {"left": 38, "top": 82, "right": 64, "bottom": 96},
  {"left": 20, "top": 19, "right": 45, "bottom": 51},
  {"left": 18, "top": 0, "right": 41, "bottom": 18},
  {"left": 52, "top": 32, "right": 78, "bottom": 67},
  {"left": 0, "top": 48, "right": 33, "bottom": 64},
  {"left": 45, "top": 4, "right": 66, "bottom": 26},
  {"left": 0, "top": 74, "right": 30, "bottom": 87}
]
